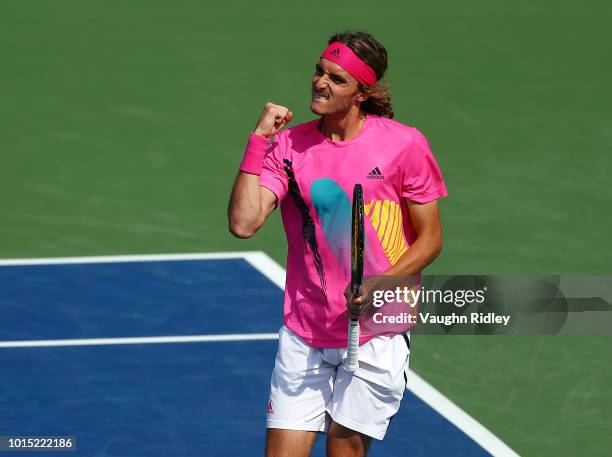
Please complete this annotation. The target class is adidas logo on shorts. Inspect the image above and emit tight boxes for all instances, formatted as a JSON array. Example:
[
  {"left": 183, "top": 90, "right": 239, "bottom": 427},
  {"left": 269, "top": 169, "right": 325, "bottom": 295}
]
[{"left": 366, "top": 167, "right": 384, "bottom": 180}]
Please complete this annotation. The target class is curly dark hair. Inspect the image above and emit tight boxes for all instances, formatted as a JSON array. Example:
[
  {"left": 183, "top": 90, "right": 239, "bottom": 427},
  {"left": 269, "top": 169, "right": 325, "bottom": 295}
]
[{"left": 328, "top": 31, "right": 394, "bottom": 119}]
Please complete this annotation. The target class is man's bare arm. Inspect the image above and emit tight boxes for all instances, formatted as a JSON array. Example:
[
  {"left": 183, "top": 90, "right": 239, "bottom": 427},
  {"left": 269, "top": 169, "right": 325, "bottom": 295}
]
[
  {"left": 227, "top": 102, "right": 292, "bottom": 238},
  {"left": 228, "top": 173, "right": 277, "bottom": 238}
]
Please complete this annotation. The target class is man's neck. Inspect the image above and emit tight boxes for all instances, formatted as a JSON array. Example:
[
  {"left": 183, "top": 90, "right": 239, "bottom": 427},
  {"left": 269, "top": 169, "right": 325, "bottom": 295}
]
[{"left": 319, "top": 109, "right": 366, "bottom": 142}]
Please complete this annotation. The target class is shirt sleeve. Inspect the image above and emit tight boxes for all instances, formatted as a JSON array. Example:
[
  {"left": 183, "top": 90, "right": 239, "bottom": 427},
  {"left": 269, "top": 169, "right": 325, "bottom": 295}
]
[
  {"left": 400, "top": 129, "right": 448, "bottom": 203},
  {"left": 259, "top": 135, "right": 289, "bottom": 203}
]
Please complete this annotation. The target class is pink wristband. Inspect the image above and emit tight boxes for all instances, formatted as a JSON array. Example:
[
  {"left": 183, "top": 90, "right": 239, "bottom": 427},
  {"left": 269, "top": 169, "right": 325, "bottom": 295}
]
[{"left": 240, "top": 133, "right": 269, "bottom": 175}]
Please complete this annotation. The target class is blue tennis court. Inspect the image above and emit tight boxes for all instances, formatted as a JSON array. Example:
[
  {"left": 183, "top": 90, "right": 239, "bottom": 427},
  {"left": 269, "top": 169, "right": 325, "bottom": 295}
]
[{"left": 0, "top": 253, "right": 517, "bottom": 456}]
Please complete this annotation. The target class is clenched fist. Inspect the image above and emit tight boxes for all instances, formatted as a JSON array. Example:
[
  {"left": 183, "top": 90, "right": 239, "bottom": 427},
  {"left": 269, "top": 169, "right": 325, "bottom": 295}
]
[{"left": 253, "top": 102, "right": 293, "bottom": 138}]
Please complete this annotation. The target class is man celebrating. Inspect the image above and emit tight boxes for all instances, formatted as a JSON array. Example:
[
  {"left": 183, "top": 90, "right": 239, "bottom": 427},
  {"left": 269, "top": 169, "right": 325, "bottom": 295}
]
[{"left": 228, "top": 31, "right": 447, "bottom": 457}]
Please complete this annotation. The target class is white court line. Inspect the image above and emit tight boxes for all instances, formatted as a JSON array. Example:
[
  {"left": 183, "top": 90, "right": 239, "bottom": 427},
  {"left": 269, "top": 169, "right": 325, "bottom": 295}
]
[
  {"left": 243, "top": 251, "right": 286, "bottom": 289},
  {"left": 0, "top": 333, "right": 279, "bottom": 348},
  {"left": 0, "top": 251, "right": 256, "bottom": 266},
  {"left": 407, "top": 371, "right": 520, "bottom": 457},
  {"left": 0, "top": 251, "right": 519, "bottom": 456}
]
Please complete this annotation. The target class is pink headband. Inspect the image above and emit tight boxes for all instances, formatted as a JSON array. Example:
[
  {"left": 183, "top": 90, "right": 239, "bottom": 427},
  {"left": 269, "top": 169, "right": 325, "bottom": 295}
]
[{"left": 320, "top": 42, "right": 377, "bottom": 87}]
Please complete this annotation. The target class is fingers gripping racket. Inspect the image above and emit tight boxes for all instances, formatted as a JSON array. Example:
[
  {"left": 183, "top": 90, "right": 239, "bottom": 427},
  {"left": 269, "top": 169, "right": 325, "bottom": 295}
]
[{"left": 347, "top": 184, "right": 364, "bottom": 372}]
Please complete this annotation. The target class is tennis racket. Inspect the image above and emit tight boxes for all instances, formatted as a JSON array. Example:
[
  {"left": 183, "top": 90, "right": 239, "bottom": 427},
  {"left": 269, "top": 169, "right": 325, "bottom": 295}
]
[{"left": 346, "top": 183, "right": 364, "bottom": 372}]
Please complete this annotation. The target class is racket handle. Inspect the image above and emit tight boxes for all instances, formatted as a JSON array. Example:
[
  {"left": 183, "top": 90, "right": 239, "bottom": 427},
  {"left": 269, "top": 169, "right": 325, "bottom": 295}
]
[{"left": 346, "top": 318, "right": 360, "bottom": 372}]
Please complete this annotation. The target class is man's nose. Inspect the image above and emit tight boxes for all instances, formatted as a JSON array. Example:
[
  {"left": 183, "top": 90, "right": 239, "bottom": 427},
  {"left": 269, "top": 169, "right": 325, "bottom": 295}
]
[{"left": 313, "top": 75, "right": 330, "bottom": 88}]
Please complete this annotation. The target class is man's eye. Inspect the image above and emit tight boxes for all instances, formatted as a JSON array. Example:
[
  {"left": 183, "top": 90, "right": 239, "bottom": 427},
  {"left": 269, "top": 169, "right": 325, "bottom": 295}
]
[{"left": 314, "top": 66, "right": 323, "bottom": 75}]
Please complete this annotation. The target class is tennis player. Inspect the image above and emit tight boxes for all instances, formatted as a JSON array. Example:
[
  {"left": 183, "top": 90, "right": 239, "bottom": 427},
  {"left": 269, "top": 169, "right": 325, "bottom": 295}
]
[{"left": 228, "top": 31, "right": 447, "bottom": 457}]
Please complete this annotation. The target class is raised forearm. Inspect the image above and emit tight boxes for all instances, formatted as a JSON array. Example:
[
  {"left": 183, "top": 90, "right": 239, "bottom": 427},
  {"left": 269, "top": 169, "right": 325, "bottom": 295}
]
[{"left": 228, "top": 102, "right": 292, "bottom": 239}]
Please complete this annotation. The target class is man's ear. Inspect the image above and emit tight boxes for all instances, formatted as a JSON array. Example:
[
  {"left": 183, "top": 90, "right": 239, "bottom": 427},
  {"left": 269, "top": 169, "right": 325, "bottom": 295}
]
[{"left": 356, "top": 92, "right": 369, "bottom": 103}]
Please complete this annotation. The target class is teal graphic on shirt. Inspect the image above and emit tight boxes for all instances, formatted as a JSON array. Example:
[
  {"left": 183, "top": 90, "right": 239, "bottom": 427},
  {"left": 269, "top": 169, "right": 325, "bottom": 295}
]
[{"left": 310, "top": 178, "right": 376, "bottom": 277}]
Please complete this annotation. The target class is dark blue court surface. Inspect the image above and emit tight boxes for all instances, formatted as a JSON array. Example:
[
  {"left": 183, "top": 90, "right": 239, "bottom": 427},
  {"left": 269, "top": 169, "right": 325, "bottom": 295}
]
[{"left": 0, "top": 255, "right": 497, "bottom": 456}]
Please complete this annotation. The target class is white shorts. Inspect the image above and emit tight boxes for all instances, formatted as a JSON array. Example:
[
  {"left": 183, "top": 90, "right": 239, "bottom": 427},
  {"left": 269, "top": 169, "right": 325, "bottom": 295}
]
[{"left": 266, "top": 325, "right": 410, "bottom": 440}]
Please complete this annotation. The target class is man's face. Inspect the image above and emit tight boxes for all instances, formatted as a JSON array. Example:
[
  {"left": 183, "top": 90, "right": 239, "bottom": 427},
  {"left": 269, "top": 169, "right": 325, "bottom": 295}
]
[{"left": 310, "top": 58, "right": 364, "bottom": 116}]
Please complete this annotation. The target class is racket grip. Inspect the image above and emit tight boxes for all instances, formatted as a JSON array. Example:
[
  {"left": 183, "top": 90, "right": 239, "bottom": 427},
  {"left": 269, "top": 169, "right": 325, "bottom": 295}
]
[{"left": 346, "top": 318, "right": 360, "bottom": 372}]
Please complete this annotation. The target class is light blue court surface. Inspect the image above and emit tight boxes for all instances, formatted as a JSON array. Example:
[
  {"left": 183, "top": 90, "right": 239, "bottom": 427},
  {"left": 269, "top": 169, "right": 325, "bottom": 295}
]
[{"left": 0, "top": 253, "right": 515, "bottom": 456}]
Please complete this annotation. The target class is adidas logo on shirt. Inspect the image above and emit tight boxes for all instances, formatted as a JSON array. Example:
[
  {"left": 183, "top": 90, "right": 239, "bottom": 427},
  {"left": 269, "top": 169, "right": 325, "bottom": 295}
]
[{"left": 366, "top": 167, "right": 384, "bottom": 180}]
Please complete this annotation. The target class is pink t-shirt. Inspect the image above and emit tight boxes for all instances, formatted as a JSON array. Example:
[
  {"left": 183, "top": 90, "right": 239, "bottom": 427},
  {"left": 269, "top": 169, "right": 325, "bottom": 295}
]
[{"left": 259, "top": 114, "right": 447, "bottom": 348}]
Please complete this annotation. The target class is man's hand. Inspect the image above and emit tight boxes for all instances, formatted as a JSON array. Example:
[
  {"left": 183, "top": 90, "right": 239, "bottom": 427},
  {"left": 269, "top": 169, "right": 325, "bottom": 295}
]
[
  {"left": 344, "top": 274, "right": 420, "bottom": 319},
  {"left": 253, "top": 102, "right": 293, "bottom": 138},
  {"left": 344, "top": 277, "right": 380, "bottom": 319}
]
